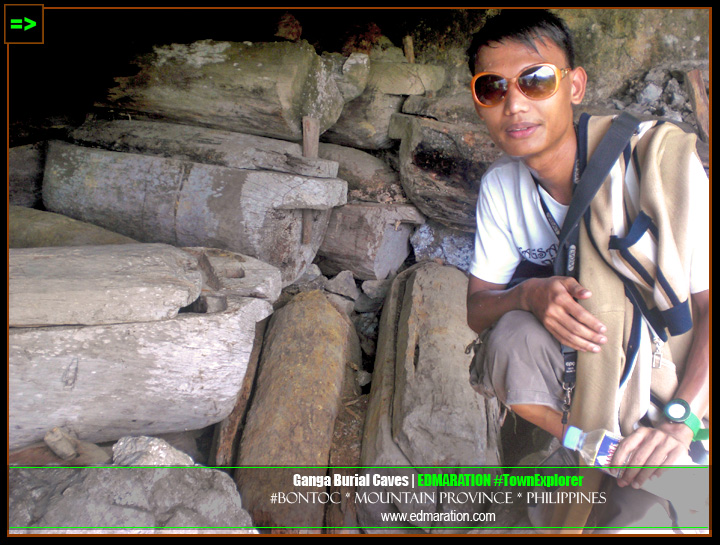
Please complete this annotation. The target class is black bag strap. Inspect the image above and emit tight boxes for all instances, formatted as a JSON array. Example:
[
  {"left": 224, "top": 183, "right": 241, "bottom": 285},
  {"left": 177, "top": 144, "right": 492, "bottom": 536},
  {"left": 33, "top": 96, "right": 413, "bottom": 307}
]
[
  {"left": 555, "top": 111, "right": 641, "bottom": 426},
  {"left": 553, "top": 111, "right": 641, "bottom": 278}
]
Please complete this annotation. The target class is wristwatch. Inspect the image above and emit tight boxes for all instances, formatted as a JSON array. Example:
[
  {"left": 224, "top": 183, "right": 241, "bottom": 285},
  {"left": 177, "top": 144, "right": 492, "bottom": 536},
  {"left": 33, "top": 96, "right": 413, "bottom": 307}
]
[{"left": 663, "top": 398, "right": 709, "bottom": 441}]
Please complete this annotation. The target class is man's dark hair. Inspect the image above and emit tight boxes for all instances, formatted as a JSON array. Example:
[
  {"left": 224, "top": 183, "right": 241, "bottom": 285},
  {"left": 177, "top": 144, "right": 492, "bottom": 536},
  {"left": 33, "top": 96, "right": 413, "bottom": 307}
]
[{"left": 467, "top": 9, "right": 576, "bottom": 75}]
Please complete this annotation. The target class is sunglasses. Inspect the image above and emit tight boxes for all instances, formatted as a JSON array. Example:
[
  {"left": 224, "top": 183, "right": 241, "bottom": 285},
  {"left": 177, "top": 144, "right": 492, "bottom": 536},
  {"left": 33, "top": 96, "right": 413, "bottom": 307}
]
[{"left": 471, "top": 63, "right": 571, "bottom": 108}]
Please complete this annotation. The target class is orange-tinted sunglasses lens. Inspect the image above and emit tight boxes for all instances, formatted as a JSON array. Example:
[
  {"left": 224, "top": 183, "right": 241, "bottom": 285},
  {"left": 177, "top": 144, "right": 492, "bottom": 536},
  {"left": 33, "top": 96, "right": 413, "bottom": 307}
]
[{"left": 472, "top": 64, "right": 568, "bottom": 107}]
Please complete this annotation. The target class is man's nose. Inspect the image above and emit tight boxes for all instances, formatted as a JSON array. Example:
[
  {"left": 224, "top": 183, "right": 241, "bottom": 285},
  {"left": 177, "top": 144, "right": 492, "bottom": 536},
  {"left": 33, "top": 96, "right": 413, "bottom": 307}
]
[{"left": 503, "top": 80, "right": 530, "bottom": 115}]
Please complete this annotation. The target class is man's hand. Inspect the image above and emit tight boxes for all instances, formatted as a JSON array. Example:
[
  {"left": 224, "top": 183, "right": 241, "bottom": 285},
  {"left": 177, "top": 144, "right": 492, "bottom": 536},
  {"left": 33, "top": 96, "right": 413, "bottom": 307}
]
[
  {"left": 521, "top": 276, "right": 608, "bottom": 353},
  {"left": 610, "top": 422, "right": 694, "bottom": 489}
]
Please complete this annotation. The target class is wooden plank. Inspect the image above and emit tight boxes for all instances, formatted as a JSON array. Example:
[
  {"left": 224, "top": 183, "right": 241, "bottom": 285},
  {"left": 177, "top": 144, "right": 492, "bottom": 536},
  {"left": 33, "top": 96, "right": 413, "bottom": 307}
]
[{"left": 685, "top": 69, "right": 709, "bottom": 142}]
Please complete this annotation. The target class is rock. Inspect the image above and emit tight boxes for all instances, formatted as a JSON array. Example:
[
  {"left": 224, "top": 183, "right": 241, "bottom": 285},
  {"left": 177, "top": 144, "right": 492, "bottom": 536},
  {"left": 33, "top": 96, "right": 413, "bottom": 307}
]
[
  {"left": 317, "top": 203, "right": 425, "bottom": 280},
  {"left": 10, "top": 205, "right": 137, "bottom": 248},
  {"left": 235, "top": 290, "right": 361, "bottom": 530},
  {"left": 638, "top": 82, "right": 663, "bottom": 105},
  {"left": 358, "top": 262, "right": 502, "bottom": 533},
  {"left": 297, "top": 263, "right": 324, "bottom": 283},
  {"left": 325, "top": 292, "right": 356, "bottom": 316},
  {"left": 389, "top": 113, "right": 503, "bottom": 232},
  {"left": 9, "top": 466, "right": 256, "bottom": 534},
  {"left": 9, "top": 291, "right": 273, "bottom": 451},
  {"left": 353, "top": 293, "right": 384, "bottom": 315},
  {"left": 112, "top": 436, "right": 196, "bottom": 467},
  {"left": 361, "top": 278, "right": 393, "bottom": 301},
  {"left": 99, "top": 40, "right": 350, "bottom": 141},
  {"left": 352, "top": 312, "right": 380, "bottom": 357},
  {"left": 152, "top": 429, "right": 212, "bottom": 465},
  {"left": 70, "top": 119, "right": 340, "bottom": 178},
  {"left": 9, "top": 243, "right": 203, "bottom": 327},
  {"left": 9, "top": 143, "right": 45, "bottom": 208},
  {"left": 43, "top": 140, "right": 347, "bottom": 286},
  {"left": 43, "top": 427, "right": 89, "bottom": 461},
  {"left": 410, "top": 220, "right": 475, "bottom": 273},
  {"left": 560, "top": 9, "right": 709, "bottom": 105},
  {"left": 325, "top": 270, "right": 361, "bottom": 300}
]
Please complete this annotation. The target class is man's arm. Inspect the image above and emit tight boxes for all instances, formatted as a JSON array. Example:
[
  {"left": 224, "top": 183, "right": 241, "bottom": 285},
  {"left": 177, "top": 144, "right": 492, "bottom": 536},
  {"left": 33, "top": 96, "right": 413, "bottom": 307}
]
[
  {"left": 467, "top": 273, "right": 608, "bottom": 354},
  {"left": 613, "top": 289, "right": 710, "bottom": 488}
]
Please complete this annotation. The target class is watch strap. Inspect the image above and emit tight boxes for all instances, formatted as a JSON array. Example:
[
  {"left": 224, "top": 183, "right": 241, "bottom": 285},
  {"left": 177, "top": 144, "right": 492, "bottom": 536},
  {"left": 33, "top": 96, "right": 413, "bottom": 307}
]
[
  {"left": 686, "top": 412, "right": 709, "bottom": 441},
  {"left": 665, "top": 399, "right": 709, "bottom": 441}
]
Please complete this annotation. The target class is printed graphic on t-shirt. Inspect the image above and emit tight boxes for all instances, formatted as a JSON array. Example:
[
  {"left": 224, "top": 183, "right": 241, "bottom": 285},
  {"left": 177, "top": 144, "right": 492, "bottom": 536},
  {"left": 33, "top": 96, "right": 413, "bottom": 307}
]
[{"left": 518, "top": 243, "right": 558, "bottom": 266}]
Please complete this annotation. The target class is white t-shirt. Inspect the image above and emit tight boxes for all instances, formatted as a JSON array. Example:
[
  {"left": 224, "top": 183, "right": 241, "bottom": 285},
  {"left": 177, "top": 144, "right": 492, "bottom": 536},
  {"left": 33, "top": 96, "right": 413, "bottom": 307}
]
[
  {"left": 469, "top": 153, "right": 709, "bottom": 294},
  {"left": 469, "top": 155, "right": 567, "bottom": 285}
]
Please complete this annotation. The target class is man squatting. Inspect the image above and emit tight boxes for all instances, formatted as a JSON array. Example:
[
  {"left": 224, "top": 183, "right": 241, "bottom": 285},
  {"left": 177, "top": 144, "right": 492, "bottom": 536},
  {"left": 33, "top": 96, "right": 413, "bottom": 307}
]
[{"left": 465, "top": 9, "right": 709, "bottom": 491}]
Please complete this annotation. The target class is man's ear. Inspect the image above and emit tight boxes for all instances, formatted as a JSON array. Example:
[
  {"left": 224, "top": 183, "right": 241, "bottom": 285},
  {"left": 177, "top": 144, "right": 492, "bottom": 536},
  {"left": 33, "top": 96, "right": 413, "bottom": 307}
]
[{"left": 570, "top": 67, "right": 587, "bottom": 105}]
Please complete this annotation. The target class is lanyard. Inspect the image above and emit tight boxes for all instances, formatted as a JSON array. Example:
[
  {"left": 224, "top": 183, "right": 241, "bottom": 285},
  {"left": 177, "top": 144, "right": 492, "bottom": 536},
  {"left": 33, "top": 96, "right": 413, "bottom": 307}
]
[
  {"left": 533, "top": 156, "right": 579, "bottom": 254},
  {"left": 536, "top": 184, "right": 563, "bottom": 238},
  {"left": 538, "top": 113, "right": 641, "bottom": 427},
  {"left": 533, "top": 157, "right": 580, "bottom": 426}
]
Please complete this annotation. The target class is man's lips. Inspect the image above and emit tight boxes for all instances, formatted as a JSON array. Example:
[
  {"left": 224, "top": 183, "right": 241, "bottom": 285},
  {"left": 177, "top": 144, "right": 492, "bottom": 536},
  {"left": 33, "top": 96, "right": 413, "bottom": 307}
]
[{"left": 505, "top": 122, "right": 539, "bottom": 138}]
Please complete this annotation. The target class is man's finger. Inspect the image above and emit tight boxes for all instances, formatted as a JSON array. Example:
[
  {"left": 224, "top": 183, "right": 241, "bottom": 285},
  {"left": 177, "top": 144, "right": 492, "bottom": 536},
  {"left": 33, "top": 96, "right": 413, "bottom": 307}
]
[{"left": 563, "top": 277, "right": 593, "bottom": 300}]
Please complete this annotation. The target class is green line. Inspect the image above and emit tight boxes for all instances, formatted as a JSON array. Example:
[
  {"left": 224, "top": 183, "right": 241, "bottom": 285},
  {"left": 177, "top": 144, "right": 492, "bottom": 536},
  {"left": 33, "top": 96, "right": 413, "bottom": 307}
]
[
  {"left": 9, "top": 526, "right": 709, "bottom": 530},
  {"left": 9, "top": 464, "right": 705, "bottom": 469}
]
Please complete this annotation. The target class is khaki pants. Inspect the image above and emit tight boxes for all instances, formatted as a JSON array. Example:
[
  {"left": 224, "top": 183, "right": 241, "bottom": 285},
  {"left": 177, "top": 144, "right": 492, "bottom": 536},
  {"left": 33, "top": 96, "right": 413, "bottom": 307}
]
[{"left": 469, "top": 310, "right": 566, "bottom": 412}]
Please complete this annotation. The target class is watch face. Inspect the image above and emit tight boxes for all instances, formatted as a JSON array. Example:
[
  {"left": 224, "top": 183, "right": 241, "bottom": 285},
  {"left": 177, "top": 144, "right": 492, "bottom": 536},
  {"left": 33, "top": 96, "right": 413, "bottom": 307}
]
[{"left": 665, "top": 400, "right": 690, "bottom": 422}]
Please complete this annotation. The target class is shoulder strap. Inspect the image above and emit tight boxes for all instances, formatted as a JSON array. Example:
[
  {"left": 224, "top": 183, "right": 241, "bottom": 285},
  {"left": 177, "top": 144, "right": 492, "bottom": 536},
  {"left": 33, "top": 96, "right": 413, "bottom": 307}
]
[
  {"left": 554, "top": 112, "right": 641, "bottom": 427},
  {"left": 553, "top": 111, "right": 641, "bottom": 277}
]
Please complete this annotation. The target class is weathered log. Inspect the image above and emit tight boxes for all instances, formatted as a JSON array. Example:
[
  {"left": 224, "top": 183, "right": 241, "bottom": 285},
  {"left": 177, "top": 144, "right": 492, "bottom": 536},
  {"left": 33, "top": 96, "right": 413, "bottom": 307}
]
[
  {"left": 358, "top": 262, "right": 502, "bottom": 533},
  {"left": 318, "top": 142, "right": 406, "bottom": 204},
  {"left": 389, "top": 112, "right": 503, "bottom": 232},
  {"left": 317, "top": 203, "right": 425, "bottom": 280},
  {"left": 10, "top": 205, "right": 137, "bottom": 249},
  {"left": 9, "top": 243, "right": 203, "bottom": 327},
  {"left": 323, "top": 59, "right": 445, "bottom": 150},
  {"left": 43, "top": 140, "right": 347, "bottom": 285},
  {"left": 234, "top": 290, "right": 361, "bottom": 531},
  {"left": 70, "top": 119, "right": 340, "bottom": 178},
  {"left": 685, "top": 69, "right": 709, "bottom": 142},
  {"left": 98, "top": 40, "right": 349, "bottom": 141},
  {"left": 9, "top": 294, "right": 273, "bottom": 451},
  {"left": 209, "top": 317, "right": 267, "bottom": 468}
]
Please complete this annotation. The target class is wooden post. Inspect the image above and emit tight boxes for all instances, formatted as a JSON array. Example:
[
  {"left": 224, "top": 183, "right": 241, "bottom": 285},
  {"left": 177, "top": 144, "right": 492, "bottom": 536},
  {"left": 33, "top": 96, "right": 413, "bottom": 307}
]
[
  {"left": 403, "top": 35, "right": 415, "bottom": 64},
  {"left": 302, "top": 116, "right": 320, "bottom": 159},
  {"left": 685, "top": 69, "right": 709, "bottom": 142},
  {"left": 302, "top": 116, "right": 320, "bottom": 244}
]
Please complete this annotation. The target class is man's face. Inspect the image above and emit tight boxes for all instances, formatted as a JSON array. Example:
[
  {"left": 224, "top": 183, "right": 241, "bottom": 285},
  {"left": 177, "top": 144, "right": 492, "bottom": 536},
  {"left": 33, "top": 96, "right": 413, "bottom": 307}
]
[{"left": 473, "top": 38, "right": 585, "bottom": 166}]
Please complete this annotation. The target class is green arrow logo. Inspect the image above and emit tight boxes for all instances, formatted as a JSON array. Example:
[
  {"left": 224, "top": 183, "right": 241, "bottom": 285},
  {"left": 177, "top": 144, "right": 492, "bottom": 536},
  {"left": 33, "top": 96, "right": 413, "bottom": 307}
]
[{"left": 10, "top": 17, "right": 37, "bottom": 31}]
